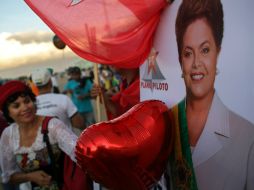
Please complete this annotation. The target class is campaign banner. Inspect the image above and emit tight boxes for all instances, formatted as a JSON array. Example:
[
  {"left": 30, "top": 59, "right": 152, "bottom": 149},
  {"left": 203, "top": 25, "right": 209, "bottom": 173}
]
[{"left": 140, "top": 0, "right": 254, "bottom": 124}]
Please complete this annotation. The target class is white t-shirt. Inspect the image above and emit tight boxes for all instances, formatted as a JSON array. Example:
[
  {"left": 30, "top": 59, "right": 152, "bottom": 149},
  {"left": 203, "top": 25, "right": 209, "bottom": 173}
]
[
  {"left": 51, "top": 76, "right": 59, "bottom": 87},
  {"left": 36, "top": 93, "right": 77, "bottom": 129}
]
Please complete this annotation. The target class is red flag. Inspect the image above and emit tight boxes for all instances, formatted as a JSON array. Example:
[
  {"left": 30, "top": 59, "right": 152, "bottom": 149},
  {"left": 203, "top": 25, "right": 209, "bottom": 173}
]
[
  {"left": 108, "top": 75, "right": 140, "bottom": 119},
  {"left": 24, "top": 0, "right": 168, "bottom": 68}
]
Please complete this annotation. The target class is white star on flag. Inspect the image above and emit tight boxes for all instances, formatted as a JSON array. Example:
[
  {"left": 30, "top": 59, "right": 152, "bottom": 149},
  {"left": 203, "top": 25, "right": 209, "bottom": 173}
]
[{"left": 71, "top": 0, "right": 82, "bottom": 6}]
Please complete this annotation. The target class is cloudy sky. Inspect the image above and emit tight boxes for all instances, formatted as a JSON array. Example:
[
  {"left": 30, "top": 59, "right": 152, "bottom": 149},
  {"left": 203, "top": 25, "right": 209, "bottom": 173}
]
[{"left": 0, "top": 0, "right": 77, "bottom": 78}]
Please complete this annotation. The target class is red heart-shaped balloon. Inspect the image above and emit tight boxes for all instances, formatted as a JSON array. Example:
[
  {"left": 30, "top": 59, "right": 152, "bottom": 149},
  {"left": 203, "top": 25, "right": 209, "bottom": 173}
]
[{"left": 75, "top": 100, "right": 174, "bottom": 190}]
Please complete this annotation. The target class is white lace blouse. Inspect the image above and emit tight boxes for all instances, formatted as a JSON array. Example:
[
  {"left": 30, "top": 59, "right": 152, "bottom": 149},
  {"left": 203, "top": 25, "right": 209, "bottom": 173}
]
[{"left": 0, "top": 118, "right": 78, "bottom": 183}]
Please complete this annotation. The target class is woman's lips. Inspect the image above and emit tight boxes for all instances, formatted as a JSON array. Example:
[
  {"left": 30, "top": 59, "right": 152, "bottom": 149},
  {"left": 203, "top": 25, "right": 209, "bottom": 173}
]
[
  {"left": 21, "top": 111, "right": 33, "bottom": 118},
  {"left": 190, "top": 73, "right": 204, "bottom": 80}
]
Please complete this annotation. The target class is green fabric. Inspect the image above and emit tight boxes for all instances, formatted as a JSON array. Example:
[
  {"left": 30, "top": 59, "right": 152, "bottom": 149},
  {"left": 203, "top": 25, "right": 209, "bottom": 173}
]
[{"left": 169, "top": 99, "right": 198, "bottom": 190}]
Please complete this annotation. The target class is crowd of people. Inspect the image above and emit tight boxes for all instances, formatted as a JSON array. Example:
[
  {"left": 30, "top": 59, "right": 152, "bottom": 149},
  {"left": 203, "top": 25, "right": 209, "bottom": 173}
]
[
  {"left": 0, "top": 64, "right": 140, "bottom": 190},
  {"left": 1, "top": 0, "right": 254, "bottom": 190}
]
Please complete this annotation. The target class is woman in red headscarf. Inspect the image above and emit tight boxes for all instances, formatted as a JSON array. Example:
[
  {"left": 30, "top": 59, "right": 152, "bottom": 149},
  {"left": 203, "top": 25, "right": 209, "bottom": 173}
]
[{"left": 0, "top": 80, "right": 81, "bottom": 190}]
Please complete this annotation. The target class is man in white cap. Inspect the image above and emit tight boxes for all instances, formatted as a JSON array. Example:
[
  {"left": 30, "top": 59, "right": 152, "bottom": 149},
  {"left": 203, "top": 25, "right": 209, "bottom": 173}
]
[{"left": 31, "top": 68, "right": 85, "bottom": 131}]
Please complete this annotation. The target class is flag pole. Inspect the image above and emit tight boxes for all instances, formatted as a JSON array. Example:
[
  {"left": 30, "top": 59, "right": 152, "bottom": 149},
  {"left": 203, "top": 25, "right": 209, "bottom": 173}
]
[
  {"left": 93, "top": 64, "right": 101, "bottom": 122},
  {"left": 93, "top": 64, "right": 107, "bottom": 122}
]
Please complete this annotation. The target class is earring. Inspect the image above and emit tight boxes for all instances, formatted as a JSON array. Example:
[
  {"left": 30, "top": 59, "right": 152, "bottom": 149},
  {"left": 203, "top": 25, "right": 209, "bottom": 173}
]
[{"left": 216, "top": 68, "right": 220, "bottom": 75}]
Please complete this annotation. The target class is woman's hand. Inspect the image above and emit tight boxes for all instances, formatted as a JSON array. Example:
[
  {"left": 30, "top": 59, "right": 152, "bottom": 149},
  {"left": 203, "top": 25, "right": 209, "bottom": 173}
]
[
  {"left": 28, "top": 170, "right": 52, "bottom": 187},
  {"left": 90, "top": 84, "right": 103, "bottom": 98}
]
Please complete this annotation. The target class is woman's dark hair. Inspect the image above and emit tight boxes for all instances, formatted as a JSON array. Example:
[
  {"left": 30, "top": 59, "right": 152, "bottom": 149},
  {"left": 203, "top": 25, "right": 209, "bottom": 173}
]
[
  {"left": 2, "top": 89, "right": 36, "bottom": 123},
  {"left": 175, "top": 0, "right": 224, "bottom": 62}
]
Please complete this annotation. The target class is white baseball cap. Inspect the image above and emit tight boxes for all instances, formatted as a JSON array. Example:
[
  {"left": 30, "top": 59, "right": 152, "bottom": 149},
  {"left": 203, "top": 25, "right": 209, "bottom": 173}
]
[{"left": 31, "top": 68, "right": 51, "bottom": 86}]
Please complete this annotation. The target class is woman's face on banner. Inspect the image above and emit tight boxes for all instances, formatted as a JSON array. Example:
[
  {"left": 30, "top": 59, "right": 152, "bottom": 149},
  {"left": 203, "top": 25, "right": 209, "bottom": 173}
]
[{"left": 181, "top": 18, "right": 220, "bottom": 99}]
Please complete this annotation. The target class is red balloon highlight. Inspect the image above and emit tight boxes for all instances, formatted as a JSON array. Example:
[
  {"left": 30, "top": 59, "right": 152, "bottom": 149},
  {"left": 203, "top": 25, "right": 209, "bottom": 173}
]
[{"left": 76, "top": 100, "right": 174, "bottom": 190}]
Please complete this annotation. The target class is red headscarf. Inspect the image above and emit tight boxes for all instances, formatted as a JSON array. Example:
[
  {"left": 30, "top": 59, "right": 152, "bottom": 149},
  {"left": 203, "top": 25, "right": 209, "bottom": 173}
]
[{"left": 0, "top": 80, "right": 30, "bottom": 110}]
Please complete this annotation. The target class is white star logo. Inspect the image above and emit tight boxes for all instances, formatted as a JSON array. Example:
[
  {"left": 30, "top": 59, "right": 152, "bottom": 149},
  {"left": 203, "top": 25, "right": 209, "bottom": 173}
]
[{"left": 70, "top": 0, "right": 83, "bottom": 6}]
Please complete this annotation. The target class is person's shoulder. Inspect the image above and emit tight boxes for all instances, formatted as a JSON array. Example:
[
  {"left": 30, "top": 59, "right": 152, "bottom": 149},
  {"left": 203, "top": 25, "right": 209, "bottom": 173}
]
[
  {"left": 0, "top": 123, "right": 16, "bottom": 139},
  {"left": 38, "top": 93, "right": 68, "bottom": 99},
  {"left": 37, "top": 93, "right": 59, "bottom": 102},
  {"left": 229, "top": 110, "right": 254, "bottom": 142},
  {"left": 57, "top": 94, "right": 76, "bottom": 106},
  {"left": 50, "top": 93, "right": 70, "bottom": 99},
  {"left": 80, "top": 77, "right": 92, "bottom": 86},
  {"left": 229, "top": 111, "right": 254, "bottom": 129},
  {"left": 64, "top": 79, "right": 75, "bottom": 87},
  {"left": 47, "top": 117, "right": 64, "bottom": 126},
  {"left": 47, "top": 117, "right": 71, "bottom": 132}
]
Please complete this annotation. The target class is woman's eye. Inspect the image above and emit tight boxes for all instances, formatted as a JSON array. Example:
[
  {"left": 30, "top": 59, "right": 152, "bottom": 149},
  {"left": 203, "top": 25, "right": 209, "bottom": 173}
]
[
  {"left": 183, "top": 51, "right": 192, "bottom": 58},
  {"left": 24, "top": 97, "right": 32, "bottom": 104},
  {"left": 11, "top": 103, "right": 20, "bottom": 109},
  {"left": 202, "top": 47, "right": 210, "bottom": 54}
]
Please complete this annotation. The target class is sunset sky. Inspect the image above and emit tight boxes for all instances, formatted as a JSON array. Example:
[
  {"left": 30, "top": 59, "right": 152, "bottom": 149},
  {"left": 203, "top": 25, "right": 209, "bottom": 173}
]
[{"left": 0, "top": 0, "right": 78, "bottom": 78}]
